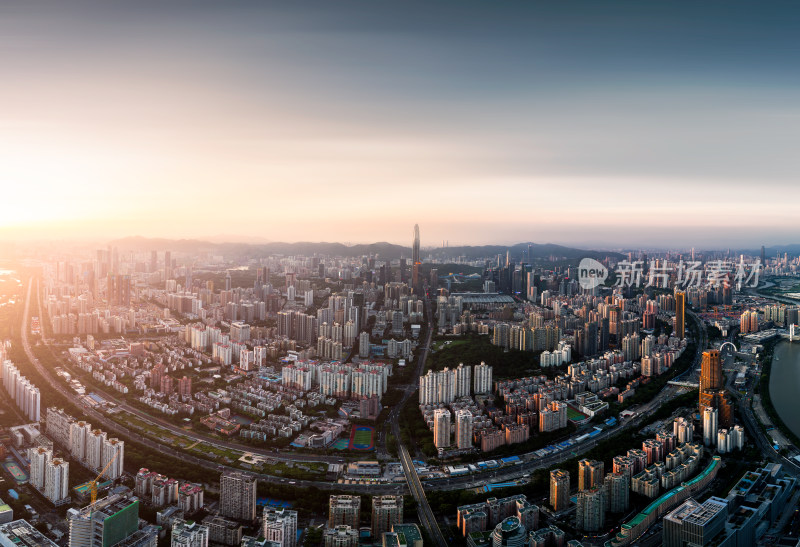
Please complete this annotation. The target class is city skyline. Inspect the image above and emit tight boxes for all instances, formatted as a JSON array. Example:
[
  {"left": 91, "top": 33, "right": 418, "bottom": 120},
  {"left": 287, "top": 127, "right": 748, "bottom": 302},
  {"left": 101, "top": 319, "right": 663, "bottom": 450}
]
[
  {"left": 2, "top": 1, "right": 800, "bottom": 247},
  {"left": 1, "top": 3, "right": 799, "bottom": 546}
]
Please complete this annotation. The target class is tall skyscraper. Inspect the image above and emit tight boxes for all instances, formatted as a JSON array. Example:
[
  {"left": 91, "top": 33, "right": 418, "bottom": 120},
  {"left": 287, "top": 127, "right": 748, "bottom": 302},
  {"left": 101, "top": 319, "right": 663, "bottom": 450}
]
[
  {"left": 675, "top": 291, "right": 686, "bottom": 339},
  {"left": 549, "top": 470, "right": 570, "bottom": 512},
  {"left": 220, "top": 471, "right": 257, "bottom": 522},
  {"left": 700, "top": 350, "right": 722, "bottom": 393},
  {"left": 761, "top": 245, "right": 766, "bottom": 266},
  {"left": 412, "top": 224, "right": 421, "bottom": 288},
  {"left": 164, "top": 251, "right": 172, "bottom": 281},
  {"left": 699, "top": 350, "right": 733, "bottom": 428}
]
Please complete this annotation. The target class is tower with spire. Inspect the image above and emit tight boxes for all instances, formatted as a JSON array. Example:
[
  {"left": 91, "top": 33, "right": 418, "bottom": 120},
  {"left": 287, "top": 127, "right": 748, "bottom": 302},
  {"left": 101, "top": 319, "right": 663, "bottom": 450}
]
[{"left": 412, "top": 224, "right": 421, "bottom": 288}]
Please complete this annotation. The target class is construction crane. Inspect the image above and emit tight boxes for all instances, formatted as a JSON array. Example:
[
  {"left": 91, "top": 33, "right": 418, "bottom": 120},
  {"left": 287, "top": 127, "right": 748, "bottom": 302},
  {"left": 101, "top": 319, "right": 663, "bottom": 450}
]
[{"left": 90, "top": 452, "right": 119, "bottom": 506}]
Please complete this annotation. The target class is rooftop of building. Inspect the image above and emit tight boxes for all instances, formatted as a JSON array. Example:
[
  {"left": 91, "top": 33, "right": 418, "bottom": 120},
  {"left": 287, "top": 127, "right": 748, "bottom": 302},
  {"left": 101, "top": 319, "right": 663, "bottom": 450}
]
[
  {"left": 623, "top": 457, "right": 721, "bottom": 530},
  {"left": 0, "top": 519, "right": 58, "bottom": 546},
  {"left": 466, "top": 530, "right": 493, "bottom": 547},
  {"left": 665, "top": 499, "right": 702, "bottom": 522},
  {"left": 392, "top": 524, "right": 422, "bottom": 544},
  {"left": 726, "top": 506, "right": 757, "bottom": 529},
  {"left": 449, "top": 293, "right": 516, "bottom": 304},
  {"left": 74, "top": 493, "right": 138, "bottom": 519},
  {"left": 500, "top": 516, "right": 521, "bottom": 532},
  {"left": 683, "top": 498, "right": 727, "bottom": 526}
]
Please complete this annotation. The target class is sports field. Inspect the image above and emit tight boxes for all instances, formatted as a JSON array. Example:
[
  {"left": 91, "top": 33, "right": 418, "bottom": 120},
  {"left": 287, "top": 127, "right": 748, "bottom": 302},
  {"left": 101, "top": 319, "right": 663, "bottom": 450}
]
[
  {"left": 566, "top": 406, "right": 588, "bottom": 421},
  {"left": 348, "top": 425, "right": 375, "bottom": 450},
  {"left": 331, "top": 439, "right": 350, "bottom": 450},
  {"left": 3, "top": 459, "right": 28, "bottom": 483}
]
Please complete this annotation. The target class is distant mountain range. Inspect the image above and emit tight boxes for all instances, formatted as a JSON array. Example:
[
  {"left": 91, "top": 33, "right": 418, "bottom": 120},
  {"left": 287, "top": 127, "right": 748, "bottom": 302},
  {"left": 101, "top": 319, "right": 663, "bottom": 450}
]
[
  {"left": 110, "top": 236, "right": 623, "bottom": 261},
  {"left": 426, "top": 242, "right": 622, "bottom": 261},
  {"left": 760, "top": 244, "right": 800, "bottom": 257}
]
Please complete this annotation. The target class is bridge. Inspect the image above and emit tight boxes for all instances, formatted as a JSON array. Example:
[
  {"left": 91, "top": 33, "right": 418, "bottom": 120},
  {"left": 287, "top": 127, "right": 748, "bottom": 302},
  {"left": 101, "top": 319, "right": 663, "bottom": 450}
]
[{"left": 667, "top": 380, "right": 699, "bottom": 388}]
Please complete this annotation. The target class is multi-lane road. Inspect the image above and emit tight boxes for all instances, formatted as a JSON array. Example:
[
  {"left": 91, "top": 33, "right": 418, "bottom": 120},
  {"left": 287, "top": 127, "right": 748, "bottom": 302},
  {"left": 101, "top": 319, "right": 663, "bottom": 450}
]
[{"left": 390, "top": 299, "right": 448, "bottom": 547}]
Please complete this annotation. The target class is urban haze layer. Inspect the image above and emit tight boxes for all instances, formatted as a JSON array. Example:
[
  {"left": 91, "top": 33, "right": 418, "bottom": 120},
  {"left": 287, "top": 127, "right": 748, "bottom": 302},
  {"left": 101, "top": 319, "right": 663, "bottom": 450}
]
[{"left": 0, "top": 232, "right": 799, "bottom": 547}]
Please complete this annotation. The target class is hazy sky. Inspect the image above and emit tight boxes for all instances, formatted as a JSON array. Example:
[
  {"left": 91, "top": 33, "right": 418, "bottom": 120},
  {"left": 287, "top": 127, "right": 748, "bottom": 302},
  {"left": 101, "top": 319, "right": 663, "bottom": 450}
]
[{"left": 1, "top": 1, "right": 799, "bottom": 248}]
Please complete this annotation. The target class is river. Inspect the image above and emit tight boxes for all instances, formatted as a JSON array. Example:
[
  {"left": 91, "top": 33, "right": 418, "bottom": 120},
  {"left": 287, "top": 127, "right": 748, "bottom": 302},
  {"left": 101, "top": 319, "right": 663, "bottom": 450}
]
[{"left": 769, "top": 340, "right": 800, "bottom": 439}]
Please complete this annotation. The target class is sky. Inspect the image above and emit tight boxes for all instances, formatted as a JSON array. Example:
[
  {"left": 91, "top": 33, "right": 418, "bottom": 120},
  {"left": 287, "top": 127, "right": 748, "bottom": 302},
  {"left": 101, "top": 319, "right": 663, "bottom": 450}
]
[{"left": 1, "top": 1, "right": 799, "bottom": 249}]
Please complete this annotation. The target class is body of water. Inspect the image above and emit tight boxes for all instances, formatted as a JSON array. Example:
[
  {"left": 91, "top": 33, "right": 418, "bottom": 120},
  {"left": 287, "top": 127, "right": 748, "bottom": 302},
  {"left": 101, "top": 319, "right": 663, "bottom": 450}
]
[{"left": 769, "top": 340, "right": 800, "bottom": 439}]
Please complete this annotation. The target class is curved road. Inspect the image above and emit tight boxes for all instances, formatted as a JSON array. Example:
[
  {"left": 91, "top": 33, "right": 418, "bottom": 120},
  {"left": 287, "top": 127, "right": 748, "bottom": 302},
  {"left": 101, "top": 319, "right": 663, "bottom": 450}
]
[
  {"left": 20, "top": 277, "right": 407, "bottom": 494},
  {"left": 21, "top": 273, "right": 720, "bottom": 507}
]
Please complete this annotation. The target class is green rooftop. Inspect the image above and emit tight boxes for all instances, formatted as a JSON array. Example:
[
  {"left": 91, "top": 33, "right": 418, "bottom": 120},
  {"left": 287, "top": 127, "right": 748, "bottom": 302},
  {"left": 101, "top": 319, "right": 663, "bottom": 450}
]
[
  {"left": 622, "top": 457, "right": 722, "bottom": 530},
  {"left": 393, "top": 524, "right": 422, "bottom": 544}
]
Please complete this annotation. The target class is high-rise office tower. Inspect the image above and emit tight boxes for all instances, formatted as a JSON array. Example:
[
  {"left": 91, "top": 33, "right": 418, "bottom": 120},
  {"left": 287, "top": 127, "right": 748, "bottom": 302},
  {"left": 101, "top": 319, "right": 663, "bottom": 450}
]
[
  {"left": 761, "top": 245, "right": 766, "bottom": 266},
  {"left": 455, "top": 409, "right": 473, "bottom": 449},
  {"left": 164, "top": 251, "right": 172, "bottom": 280},
  {"left": 220, "top": 471, "right": 257, "bottom": 522},
  {"left": 549, "top": 470, "right": 570, "bottom": 512},
  {"left": 578, "top": 459, "right": 604, "bottom": 491},
  {"left": 699, "top": 350, "right": 733, "bottom": 428},
  {"left": 371, "top": 496, "right": 403, "bottom": 539},
  {"left": 700, "top": 350, "right": 722, "bottom": 394},
  {"left": 675, "top": 291, "right": 686, "bottom": 339},
  {"left": 433, "top": 409, "right": 451, "bottom": 449},
  {"left": 412, "top": 224, "right": 421, "bottom": 288},
  {"left": 329, "top": 496, "right": 361, "bottom": 529}
]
